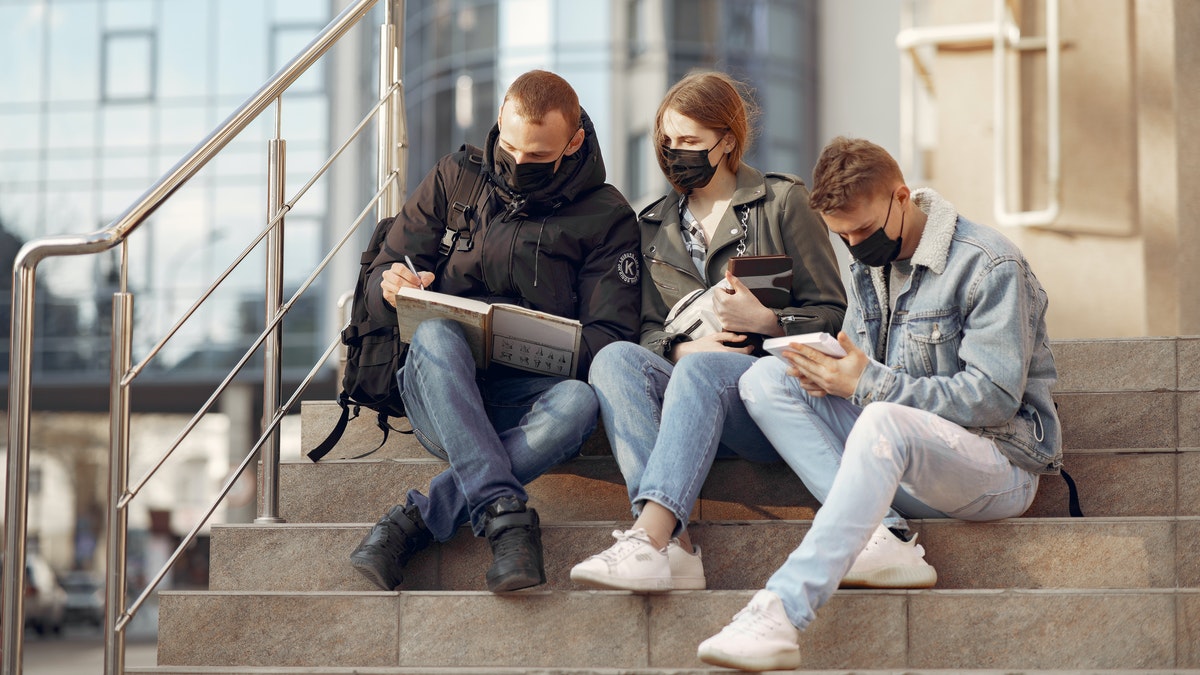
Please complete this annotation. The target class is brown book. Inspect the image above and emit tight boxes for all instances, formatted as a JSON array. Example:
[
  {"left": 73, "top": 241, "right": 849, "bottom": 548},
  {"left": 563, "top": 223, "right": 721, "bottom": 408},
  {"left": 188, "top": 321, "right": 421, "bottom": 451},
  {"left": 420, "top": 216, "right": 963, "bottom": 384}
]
[
  {"left": 395, "top": 287, "right": 582, "bottom": 377},
  {"left": 728, "top": 254, "right": 793, "bottom": 308}
]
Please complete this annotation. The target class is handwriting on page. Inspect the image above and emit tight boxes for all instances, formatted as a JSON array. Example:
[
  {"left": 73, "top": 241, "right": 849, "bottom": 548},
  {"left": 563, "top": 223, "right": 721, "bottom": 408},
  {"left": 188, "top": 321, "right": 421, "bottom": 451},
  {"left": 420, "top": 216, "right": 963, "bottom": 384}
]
[{"left": 492, "top": 335, "right": 573, "bottom": 376}]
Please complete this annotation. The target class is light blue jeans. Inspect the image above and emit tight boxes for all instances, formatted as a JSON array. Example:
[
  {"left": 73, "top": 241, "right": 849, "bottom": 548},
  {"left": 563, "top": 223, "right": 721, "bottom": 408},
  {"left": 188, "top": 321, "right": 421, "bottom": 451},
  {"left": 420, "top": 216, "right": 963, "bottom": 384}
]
[
  {"left": 588, "top": 342, "right": 782, "bottom": 536},
  {"left": 739, "top": 356, "right": 1038, "bottom": 630},
  {"left": 399, "top": 318, "right": 598, "bottom": 541}
]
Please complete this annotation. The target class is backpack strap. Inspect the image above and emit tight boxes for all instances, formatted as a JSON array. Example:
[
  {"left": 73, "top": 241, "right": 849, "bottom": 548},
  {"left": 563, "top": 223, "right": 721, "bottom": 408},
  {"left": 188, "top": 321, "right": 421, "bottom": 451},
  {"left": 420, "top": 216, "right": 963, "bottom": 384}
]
[
  {"left": 305, "top": 393, "right": 360, "bottom": 462},
  {"left": 438, "top": 144, "right": 487, "bottom": 255},
  {"left": 1061, "top": 468, "right": 1083, "bottom": 517}
]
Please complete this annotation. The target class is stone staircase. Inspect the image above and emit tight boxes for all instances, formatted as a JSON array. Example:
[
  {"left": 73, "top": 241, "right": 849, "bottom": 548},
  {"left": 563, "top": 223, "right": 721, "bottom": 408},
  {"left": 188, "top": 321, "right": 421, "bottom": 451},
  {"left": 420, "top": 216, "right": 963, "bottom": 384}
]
[{"left": 130, "top": 337, "right": 1200, "bottom": 674}]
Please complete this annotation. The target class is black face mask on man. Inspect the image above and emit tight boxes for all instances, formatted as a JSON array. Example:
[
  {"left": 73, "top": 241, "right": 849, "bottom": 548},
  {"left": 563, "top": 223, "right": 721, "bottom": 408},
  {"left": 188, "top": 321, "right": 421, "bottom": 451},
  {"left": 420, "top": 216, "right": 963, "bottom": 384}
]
[
  {"left": 661, "top": 142, "right": 721, "bottom": 191},
  {"left": 846, "top": 195, "right": 904, "bottom": 267},
  {"left": 495, "top": 139, "right": 571, "bottom": 194}
]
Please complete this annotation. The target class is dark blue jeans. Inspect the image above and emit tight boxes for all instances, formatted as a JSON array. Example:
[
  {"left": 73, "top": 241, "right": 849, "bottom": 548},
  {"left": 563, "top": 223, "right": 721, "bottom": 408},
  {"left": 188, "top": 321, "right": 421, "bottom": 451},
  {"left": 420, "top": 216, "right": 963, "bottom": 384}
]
[{"left": 398, "top": 318, "right": 598, "bottom": 541}]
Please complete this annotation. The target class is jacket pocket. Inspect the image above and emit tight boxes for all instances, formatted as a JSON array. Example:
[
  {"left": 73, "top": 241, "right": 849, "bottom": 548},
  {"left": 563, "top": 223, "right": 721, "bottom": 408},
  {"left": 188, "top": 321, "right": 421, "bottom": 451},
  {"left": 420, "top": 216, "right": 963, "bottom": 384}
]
[{"left": 903, "top": 310, "right": 963, "bottom": 377}]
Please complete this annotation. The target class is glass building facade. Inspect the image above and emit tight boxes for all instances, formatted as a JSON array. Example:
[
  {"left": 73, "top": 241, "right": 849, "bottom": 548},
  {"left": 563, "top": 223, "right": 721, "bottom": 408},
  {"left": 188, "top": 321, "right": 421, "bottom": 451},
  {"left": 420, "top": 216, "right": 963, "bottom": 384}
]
[
  {"left": 401, "top": 0, "right": 819, "bottom": 208},
  {"left": 0, "top": 0, "right": 818, "bottom": 403},
  {"left": 0, "top": 0, "right": 338, "bottom": 395}
]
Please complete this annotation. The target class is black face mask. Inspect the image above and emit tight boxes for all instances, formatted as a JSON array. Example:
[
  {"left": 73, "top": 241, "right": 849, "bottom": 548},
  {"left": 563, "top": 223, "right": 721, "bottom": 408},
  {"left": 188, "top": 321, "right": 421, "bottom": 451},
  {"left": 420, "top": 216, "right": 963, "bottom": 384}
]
[
  {"left": 846, "top": 196, "right": 904, "bottom": 267},
  {"left": 495, "top": 141, "right": 570, "bottom": 194},
  {"left": 662, "top": 142, "right": 721, "bottom": 191}
]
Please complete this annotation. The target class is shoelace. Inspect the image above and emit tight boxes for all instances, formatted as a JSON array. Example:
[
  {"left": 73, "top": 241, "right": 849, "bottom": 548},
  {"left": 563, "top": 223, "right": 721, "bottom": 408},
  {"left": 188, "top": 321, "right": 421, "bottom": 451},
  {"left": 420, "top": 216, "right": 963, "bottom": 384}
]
[
  {"left": 492, "top": 526, "right": 531, "bottom": 557},
  {"left": 725, "top": 602, "right": 787, "bottom": 639},
  {"left": 593, "top": 529, "right": 653, "bottom": 563}
]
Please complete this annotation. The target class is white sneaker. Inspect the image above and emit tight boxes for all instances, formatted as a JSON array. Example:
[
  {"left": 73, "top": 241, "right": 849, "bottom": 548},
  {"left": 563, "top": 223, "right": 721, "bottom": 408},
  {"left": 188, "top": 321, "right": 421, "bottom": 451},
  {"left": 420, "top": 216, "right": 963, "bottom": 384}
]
[
  {"left": 569, "top": 528, "right": 671, "bottom": 592},
  {"left": 697, "top": 589, "right": 801, "bottom": 671},
  {"left": 840, "top": 524, "right": 938, "bottom": 589},
  {"left": 667, "top": 539, "right": 706, "bottom": 590}
]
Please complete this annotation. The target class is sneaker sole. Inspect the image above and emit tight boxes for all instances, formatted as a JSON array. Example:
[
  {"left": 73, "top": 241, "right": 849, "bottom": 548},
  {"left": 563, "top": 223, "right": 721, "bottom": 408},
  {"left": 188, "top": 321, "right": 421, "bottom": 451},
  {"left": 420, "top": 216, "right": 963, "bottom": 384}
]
[
  {"left": 487, "top": 568, "right": 546, "bottom": 593},
  {"left": 670, "top": 576, "right": 706, "bottom": 591},
  {"left": 697, "top": 644, "right": 801, "bottom": 671},
  {"left": 349, "top": 556, "right": 399, "bottom": 591},
  {"left": 840, "top": 564, "right": 937, "bottom": 589},
  {"left": 569, "top": 568, "right": 673, "bottom": 593}
]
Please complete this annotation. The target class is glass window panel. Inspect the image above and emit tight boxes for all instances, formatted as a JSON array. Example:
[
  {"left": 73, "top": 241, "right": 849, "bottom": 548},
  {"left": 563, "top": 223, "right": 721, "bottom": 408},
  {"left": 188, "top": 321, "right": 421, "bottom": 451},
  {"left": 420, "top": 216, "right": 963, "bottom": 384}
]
[
  {"left": 766, "top": 1, "right": 804, "bottom": 61},
  {"left": 0, "top": 5, "right": 45, "bottom": 104},
  {"left": 105, "top": 0, "right": 154, "bottom": 29},
  {"left": 158, "top": 105, "right": 210, "bottom": 148},
  {"left": 101, "top": 154, "right": 152, "bottom": 183},
  {"left": 48, "top": 110, "right": 98, "bottom": 150},
  {"left": 272, "top": 25, "right": 324, "bottom": 94},
  {"left": 159, "top": 1, "right": 211, "bottom": 99},
  {"left": 48, "top": 2, "right": 101, "bottom": 102},
  {"left": 0, "top": 111, "right": 41, "bottom": 152},
  {"left": 45, "top": 154, "right": 97, "bottom": 185},
  {"left": 282, "top": 214, "right": 319, "bottom": 284},
  {"left": 216, "top": 0, "right": 268, "bottom": 97},
  {"left": 102, "top": 105, "right": 153, "bottom": 148},
  {"left": 0, "top": 191, "right": 42, "bottom": 241},
  {"left": 271, "top": 0, "right": 327, "bottom": 24},
  {"left": 279, "top": 95, "right": 327, "bottom": 143},
  {"left": 0, "top": 156, "right": 40, "bottom": 192},
  {"left": 103, "top": 31, "right": 156, "bottom": 101},
  {"left": 42, "top": 189, "right": 98, "bottom": 234}
]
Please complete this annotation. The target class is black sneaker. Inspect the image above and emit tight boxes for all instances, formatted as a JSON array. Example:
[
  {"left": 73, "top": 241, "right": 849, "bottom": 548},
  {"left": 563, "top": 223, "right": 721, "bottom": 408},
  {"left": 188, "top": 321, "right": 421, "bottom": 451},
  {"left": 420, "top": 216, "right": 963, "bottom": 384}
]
[
  {"left": 350, "top": 503, "right": 432, "bottom": 590},
  {"left": 482, "top": 496, "right": 545, "bottom": 593}
]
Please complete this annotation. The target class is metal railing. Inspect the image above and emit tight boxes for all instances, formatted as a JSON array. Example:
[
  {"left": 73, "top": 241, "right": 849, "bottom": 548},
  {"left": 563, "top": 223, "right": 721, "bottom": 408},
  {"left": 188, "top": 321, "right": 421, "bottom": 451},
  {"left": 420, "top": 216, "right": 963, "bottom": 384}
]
[{"left": 2, "top": 1, "right": 408, "bottom": 673}]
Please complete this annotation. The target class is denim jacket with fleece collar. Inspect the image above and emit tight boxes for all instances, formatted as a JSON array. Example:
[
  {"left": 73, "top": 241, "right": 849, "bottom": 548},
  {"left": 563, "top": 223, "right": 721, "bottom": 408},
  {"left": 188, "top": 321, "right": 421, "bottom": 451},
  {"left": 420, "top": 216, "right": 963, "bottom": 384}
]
[{"left": 848, "top": 188, "right": 1062, "bottom": 475}]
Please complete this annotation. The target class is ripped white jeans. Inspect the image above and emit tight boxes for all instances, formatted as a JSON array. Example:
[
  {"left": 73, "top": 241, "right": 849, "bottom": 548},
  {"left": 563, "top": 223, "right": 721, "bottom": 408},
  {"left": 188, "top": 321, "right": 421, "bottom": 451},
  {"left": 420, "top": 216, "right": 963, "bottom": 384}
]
[{"left": 739, "top": 356, "right": 1038, "bottom": 631}]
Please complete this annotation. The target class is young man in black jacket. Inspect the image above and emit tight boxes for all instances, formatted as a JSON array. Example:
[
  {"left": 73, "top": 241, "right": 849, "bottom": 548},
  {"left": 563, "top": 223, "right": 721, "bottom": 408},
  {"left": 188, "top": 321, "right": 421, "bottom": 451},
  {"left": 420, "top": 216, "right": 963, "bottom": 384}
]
[{"left": 350, "top": 70, "right": 641, "bottom": 592}]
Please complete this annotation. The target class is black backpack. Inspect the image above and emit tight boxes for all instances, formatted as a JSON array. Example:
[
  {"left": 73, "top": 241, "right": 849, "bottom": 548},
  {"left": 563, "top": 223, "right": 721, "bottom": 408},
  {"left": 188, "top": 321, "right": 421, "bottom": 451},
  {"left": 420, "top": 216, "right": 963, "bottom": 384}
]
[{"left": 307, "top": 145, "right": 485, "bottom": 461}]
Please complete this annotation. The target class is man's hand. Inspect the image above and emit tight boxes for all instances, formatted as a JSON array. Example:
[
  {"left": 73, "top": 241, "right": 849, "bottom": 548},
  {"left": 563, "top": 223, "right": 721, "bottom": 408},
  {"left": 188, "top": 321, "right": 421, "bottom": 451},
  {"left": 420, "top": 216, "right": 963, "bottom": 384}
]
[
  {"left": 713, "top": 270, "right": 781, "bottom": 336},
  {"left": 778, "top": 331, "right": 868, "bottom": 399},
  {"left": 381, "top": 263, "right": 436, "bottom": 308},
  {"left": 669, "top": 332, "right": 755, "bottom": 361}
]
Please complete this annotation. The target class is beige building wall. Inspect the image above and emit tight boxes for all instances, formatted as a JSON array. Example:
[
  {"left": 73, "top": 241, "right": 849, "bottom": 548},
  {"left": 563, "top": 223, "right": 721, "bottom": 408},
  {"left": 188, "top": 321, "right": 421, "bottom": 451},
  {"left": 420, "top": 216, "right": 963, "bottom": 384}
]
[{"left": 913, "top": 0, "right": 1197, "bottom": 338}]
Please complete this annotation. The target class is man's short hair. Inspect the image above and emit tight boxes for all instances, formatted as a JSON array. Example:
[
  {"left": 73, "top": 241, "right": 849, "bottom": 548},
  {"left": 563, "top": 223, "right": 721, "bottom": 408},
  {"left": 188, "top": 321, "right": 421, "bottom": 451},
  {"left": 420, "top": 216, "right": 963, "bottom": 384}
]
[
  {"left": 503, "top": 70, "right": 581, "bottom": 130},
  {"left": 654, "top": 70, "right": 759, "bottom": 171},
  {"left": 809, "top": 136, "right": 905, "bottom": 213}
]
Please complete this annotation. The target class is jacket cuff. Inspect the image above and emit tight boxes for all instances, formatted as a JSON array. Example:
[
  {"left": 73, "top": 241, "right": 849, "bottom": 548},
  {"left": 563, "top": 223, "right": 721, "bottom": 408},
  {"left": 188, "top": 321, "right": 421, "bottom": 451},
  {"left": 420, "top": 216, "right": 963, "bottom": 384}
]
[{"left": 852, "top": 360, "right": 894, "bottom": 406}]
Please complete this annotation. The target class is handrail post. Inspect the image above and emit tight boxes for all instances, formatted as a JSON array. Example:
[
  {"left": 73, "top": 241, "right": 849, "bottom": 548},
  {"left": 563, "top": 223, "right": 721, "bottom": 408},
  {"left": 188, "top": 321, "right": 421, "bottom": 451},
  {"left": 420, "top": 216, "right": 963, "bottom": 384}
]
[
  {"left": 3, "top": 255, "right": 38, "bottom": 675},
  {"left": 257, "top": 101, "right": 287, "bottom": 524},
  {"left": 103, "top": 291, "right": 133, "bottom": 675},
  {"left": 377, "top": 0, "right": 403, "bottom": 221}
]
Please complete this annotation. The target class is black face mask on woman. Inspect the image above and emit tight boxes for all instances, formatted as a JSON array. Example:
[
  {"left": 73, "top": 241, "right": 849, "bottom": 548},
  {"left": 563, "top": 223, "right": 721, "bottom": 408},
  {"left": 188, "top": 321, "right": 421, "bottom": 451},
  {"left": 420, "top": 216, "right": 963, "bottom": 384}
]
[
  {"left": 661, "top": 142, "right": 721, "bottom": 191},
  {"left": 495, "top": 141, "right": 570, "bottom": 195},
  {"left": 846, "top": 195, "right": 905, "bottom": 267}
]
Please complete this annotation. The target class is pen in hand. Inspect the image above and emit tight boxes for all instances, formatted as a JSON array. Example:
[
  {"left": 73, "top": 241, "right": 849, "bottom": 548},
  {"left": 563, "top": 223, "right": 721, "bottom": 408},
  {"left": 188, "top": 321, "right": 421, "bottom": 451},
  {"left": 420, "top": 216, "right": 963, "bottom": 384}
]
[{"left": 403, "top": 255, "right": 425, "bottom": 290}]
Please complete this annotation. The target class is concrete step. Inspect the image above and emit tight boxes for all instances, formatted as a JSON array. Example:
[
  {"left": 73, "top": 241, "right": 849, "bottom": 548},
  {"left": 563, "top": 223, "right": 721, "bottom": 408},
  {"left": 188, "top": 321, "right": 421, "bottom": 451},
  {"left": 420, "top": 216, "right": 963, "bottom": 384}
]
[
  {"left": 296, "top": 337, "right": 1200, "bottom": 461},
  {"left": 273, "top": 448, "right": 1199, "bottom": 524},
  {"left": 209, "top": 517, "right": 1200, "bottom": 593},
  {"left": 126, "top": 662, "right": 1200, "bottom": 667},
  {"left": 155, "top": 588, "right": 1200, "bottom": 670}
]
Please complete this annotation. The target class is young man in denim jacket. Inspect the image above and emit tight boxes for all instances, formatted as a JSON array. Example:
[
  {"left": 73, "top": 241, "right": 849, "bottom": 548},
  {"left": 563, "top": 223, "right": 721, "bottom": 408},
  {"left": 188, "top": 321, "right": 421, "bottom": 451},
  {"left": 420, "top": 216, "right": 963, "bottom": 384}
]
[{"left": 697, "top": 136, "right": 1062, "bottom": 671}]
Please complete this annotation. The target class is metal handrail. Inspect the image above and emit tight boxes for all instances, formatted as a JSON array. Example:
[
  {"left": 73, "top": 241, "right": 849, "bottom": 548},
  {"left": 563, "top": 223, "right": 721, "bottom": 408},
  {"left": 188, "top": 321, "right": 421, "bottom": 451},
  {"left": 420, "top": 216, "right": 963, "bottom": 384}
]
[{"left": 2, "top": 0, "right": 407, "bottom": 673}]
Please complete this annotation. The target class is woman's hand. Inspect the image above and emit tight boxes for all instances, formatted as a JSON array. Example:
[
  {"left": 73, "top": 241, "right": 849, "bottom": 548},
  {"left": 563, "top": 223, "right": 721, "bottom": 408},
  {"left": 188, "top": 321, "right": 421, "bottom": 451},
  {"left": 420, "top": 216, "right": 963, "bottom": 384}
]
[
  {"left": 669, "top": 332, "right": 755, "bottom": 362},
  {"left": 713, "top": 270, "right": 783, "bottom": 337},
  {"left": 381, "top": 263, "right": 436, "bottom": 308}
]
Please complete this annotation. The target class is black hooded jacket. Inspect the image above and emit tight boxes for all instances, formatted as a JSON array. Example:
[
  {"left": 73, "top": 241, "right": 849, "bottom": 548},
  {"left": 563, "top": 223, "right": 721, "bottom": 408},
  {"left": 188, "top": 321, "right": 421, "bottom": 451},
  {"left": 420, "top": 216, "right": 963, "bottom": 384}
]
[{"left": 365, "top": 110, "right": 641, "bottom": 379}]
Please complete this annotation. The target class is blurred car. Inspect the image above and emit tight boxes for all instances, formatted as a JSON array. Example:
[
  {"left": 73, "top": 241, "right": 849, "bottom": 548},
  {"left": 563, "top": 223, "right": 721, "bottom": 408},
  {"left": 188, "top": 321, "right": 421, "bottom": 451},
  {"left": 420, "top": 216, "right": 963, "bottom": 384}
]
[
  {"left": 0, "top": 553, "right": 67, "bottom": 636},
  {"left": 62, "top": 571, "right": 105, "bottom": 628}
]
